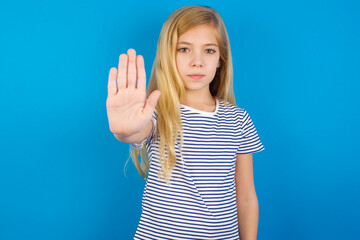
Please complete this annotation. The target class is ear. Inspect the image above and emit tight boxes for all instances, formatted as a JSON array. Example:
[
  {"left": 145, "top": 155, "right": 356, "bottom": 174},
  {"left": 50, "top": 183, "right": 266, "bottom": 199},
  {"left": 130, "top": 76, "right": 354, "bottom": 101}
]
[{"left": 217, "top": 61, "right": 220, "bottom": 68}]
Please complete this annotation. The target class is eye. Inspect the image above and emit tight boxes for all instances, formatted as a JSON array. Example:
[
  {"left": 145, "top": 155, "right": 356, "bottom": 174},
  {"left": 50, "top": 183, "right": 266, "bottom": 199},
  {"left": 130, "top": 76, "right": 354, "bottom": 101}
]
[
  {"left": 178, "top": 47, "right": 189, "bottom": 53},
  {"left": 205, "top": 49, "right": 216, "bottom": 54}
]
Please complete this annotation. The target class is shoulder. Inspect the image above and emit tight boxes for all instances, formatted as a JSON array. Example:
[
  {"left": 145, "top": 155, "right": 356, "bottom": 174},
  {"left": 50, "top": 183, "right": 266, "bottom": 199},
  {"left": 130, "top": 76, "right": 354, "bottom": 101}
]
[
  {"left": 153, "top": 108, "right": 158, "bottom": 119},
  {"left": 218, "top": 99, "right": 248, "bottom": 119}
]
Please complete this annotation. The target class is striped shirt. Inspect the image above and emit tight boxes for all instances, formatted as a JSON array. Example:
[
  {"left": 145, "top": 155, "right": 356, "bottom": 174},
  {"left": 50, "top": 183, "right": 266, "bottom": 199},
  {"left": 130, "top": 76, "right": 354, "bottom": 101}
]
[{"left": 131, "top": 98, "right": 265, "bottom": 240}]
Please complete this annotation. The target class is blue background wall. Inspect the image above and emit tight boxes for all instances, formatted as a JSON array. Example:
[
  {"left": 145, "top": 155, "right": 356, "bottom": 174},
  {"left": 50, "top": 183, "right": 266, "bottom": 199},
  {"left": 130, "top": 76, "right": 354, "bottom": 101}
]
[{"left": 1, "top": 0, "right": 359, "bottom": 239}]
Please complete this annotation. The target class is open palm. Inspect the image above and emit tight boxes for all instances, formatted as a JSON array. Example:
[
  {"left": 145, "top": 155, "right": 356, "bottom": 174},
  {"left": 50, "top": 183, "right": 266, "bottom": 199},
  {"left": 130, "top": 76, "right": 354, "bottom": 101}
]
[{"left": 106, "top": 49, "right": 161, "bottom": 136}]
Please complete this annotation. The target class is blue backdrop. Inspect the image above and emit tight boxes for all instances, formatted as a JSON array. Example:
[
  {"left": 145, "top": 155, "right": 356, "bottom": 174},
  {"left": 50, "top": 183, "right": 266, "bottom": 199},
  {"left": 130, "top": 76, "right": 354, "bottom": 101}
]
[{"left": 1, "top": 0, "right": 359, "bottom": 239}]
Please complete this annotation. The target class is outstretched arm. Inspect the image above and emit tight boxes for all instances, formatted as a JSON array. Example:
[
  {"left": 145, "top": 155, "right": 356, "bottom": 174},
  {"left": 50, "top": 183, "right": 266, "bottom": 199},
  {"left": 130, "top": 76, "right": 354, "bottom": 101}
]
[{"left": 235, "top": 153, "right": 259, "bottom": 240}]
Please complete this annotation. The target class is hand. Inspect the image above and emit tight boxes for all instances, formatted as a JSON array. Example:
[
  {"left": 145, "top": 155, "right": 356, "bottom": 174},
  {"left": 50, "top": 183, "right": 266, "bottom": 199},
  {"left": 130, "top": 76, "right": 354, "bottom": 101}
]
[{"left": 106, "top": 48, "right": 161, "bottom": 136}]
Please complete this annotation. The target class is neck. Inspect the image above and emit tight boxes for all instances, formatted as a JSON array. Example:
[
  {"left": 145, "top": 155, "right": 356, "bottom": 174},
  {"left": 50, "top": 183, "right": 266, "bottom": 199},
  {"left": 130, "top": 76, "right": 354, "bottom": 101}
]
[{"left": 180, "top": 89, "right": 216, "bottom": 108}]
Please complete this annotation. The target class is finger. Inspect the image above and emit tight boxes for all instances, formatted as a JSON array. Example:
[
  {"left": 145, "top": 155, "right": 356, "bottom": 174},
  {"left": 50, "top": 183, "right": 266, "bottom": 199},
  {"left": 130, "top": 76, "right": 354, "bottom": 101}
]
[
  {"left": 136, "top": 55, "right": 146, "bottom": 91},
  {"left": 143, "top": 90, "right": 161, "bottom": 116},
  {"left": 127, "top": 48, "right": 137, "bottom": 88},
  {"left": 108, "top": 67, "right": 118, "bottom": 96},
  {"left": 117, "top": 54, "right": 127, "bottom": 89}
]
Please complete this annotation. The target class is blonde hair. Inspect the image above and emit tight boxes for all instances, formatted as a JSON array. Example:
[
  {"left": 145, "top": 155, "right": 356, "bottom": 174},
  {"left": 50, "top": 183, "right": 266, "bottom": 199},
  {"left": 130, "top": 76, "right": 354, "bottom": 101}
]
[{"left": 127, "top": 5, "right": 236, "bottom": 185}]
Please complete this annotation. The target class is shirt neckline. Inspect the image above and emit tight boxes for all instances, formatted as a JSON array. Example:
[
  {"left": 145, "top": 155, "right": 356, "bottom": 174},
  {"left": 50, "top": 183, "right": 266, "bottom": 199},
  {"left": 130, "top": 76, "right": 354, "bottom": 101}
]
[{"left": 180, "top": 98, "right": 220, "bottom": 117}]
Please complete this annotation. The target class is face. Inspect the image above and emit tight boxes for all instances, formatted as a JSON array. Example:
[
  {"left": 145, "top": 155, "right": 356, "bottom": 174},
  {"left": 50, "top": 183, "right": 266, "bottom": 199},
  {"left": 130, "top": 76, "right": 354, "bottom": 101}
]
[{"left": 175, "top": 24, "right": 220, "bottom": 94}]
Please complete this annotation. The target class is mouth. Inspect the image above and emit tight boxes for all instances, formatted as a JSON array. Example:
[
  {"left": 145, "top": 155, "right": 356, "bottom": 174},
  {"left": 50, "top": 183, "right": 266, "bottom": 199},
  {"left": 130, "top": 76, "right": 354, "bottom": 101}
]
[{"left": 188, "top": 74, "right": 205, "bottom": 80}]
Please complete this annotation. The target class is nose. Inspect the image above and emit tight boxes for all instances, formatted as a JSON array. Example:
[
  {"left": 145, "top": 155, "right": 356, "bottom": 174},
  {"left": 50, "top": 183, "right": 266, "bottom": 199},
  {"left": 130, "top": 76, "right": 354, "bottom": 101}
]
[{"left": 190, "top": 52, "right": 204, "bottom": 67}]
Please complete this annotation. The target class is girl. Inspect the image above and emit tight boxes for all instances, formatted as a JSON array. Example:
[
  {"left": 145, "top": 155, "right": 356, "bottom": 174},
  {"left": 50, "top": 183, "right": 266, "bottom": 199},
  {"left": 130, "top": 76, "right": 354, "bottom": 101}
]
[{"left": 106, "top": 5, "right": 265, "bottom": 240}]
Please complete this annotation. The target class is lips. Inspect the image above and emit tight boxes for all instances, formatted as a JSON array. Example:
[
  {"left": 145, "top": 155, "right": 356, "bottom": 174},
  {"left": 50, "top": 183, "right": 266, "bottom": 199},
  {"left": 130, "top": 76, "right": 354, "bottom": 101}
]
[{"left": 188, "top": 74, "right": 205, "bottom": 80}]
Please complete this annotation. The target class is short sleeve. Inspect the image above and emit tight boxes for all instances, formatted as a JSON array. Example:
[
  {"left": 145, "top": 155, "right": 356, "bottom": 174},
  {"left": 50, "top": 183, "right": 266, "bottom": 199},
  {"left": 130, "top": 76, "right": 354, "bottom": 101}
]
[
  {"left": 131, "top": 111, "right": 157, "bottom": 149},
  {"left": 237, "top": 109, "right": 265, "bottom": 154}
]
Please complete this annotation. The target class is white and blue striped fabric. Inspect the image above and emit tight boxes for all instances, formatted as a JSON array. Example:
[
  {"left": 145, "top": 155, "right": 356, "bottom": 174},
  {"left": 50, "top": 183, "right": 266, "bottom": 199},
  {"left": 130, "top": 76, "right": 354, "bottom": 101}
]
[{"left": 131, "top": 98, "right": 265, "bottom": 240}]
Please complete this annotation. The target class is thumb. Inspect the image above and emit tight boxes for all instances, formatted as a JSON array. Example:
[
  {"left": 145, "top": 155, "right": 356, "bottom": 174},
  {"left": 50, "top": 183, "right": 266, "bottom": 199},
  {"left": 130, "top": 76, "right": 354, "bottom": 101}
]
[{"left": 143, "top": 90, "right": 161, "bottom": 116}]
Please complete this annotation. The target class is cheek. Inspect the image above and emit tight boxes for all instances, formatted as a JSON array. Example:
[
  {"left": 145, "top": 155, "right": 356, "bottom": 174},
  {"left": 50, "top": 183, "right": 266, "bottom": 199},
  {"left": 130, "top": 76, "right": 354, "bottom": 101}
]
[
  {"left": 208, "top": 54, "right": 220, "bottom": 67},
  {"left": 209, "top": 60, "right": 219, "bottom": 72},
  {"left": 175, "top": 56, "right": 186, "bottom": 74}
]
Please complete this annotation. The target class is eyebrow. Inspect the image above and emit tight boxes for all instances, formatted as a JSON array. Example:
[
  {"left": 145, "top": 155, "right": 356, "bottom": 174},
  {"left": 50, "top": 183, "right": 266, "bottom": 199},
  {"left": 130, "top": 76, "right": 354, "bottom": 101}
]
[{"left": 177, "top": 41, "right": 218, "bottom": 47}]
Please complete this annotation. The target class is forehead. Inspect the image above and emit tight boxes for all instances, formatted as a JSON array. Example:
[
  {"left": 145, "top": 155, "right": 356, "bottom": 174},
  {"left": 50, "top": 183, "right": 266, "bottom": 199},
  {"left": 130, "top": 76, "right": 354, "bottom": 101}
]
[{"left": 177, "top": 24, "right": 218, "bottom": 45}]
